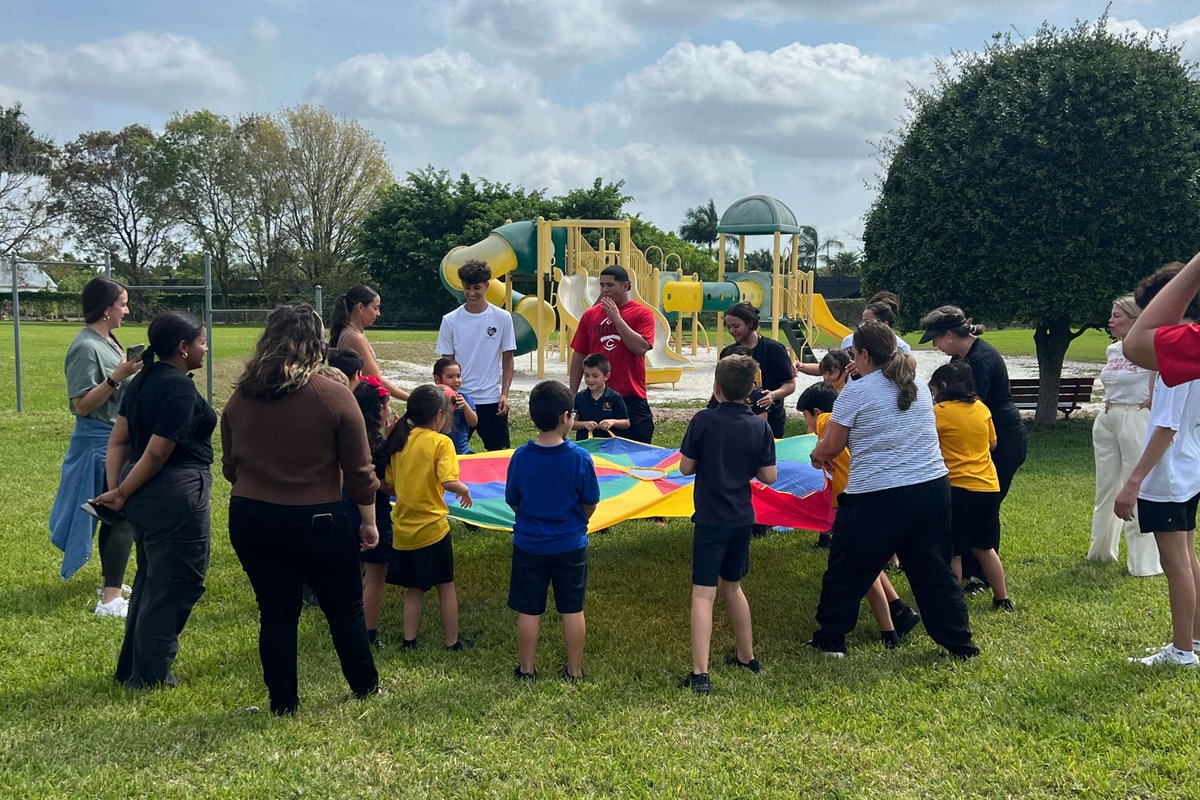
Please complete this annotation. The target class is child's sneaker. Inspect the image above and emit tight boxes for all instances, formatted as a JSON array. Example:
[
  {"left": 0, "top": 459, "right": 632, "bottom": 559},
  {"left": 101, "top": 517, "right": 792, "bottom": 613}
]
[
  {"left": 94, "top": 596, "right": 128, "bottom": 618},
  {"left": 723, "top": 654, "right": 762, "bottom": 673},
  {"left": 805, "top": 640, "right": 846, "bottom": 658},
  {"left": 512, "top": 666, "right": 537, "bottom": 683},
  {"left": 881, "top": 630, "right": 901, "bottom": 649},
  {"left": 992, "top": 597, "right": 1016, "bottom": 612},
  {"left": 890, "top": 602, "right": 922, "bottom": 640},
  {"left": 400, "top": 638, "right": 418, "bottom": 650},
  {"left": 1129, "top": 645, "right": 1199, "bottom": 667},
  {"left": 1146, "top": 640, "right": 1200, "bottom": 654},
  {"left": 557, "top": 666, "right": 584, "bottom": 683},
  {"left": 813, "top": 532, "right": 832, "bottom": 549},
  {"left": 446, "top": 639, "right": 474, "bottom": 652},
  {"left": 679, "top": 672, "right": 711, "bottom": 694}
]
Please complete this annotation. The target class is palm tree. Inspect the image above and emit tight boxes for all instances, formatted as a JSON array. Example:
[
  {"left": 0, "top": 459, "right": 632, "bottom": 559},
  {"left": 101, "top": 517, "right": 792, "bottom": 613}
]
[
  {"left": 826, "top": 249, "right": 862, "bottom": 277},
  {"left": 798, "top": 225, "right": 844, "bottom": 271},
  {"left": 679, "top": 199, "right": 719, "bottom": 256}
]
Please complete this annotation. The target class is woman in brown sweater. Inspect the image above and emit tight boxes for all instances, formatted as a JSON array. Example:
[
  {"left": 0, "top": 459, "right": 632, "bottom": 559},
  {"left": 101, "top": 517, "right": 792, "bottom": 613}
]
[{"left": 221, "top": 304, "right": 381, "bottom": 715}]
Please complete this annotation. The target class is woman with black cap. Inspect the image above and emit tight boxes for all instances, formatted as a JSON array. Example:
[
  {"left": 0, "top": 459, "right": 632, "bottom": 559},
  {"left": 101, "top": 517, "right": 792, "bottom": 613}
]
[
  {"left": 919, "top": 306, "right": 1027, "bottom": 592},
  {"left": 721, "top": 302, "right": 796, "bottom": 438}
]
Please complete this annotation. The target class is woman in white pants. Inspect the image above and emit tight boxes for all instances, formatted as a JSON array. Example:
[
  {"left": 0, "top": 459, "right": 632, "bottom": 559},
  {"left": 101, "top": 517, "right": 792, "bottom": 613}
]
[{"left": 1088, "top": 294, "right": 1161, "bottom": 576}]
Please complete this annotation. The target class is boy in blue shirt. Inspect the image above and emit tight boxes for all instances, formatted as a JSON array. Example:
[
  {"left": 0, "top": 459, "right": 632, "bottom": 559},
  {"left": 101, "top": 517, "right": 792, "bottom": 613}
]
[
  {"left": 505, "top": 380, "right": 600, "bottom": 681},
  {"left": 434, "top": 357, "right": 478, "bottom": 455},
  {"left": 572, "top": 354, "right": 630, "bottom": 440},
  {"left": 679, "top": 353, "right": 777, "bottom": 694}
]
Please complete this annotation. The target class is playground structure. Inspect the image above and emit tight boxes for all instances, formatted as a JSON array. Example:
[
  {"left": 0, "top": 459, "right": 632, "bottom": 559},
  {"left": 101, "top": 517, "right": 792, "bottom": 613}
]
[{"left": 437, "top": 195, "right": 851, "bottom": 385}]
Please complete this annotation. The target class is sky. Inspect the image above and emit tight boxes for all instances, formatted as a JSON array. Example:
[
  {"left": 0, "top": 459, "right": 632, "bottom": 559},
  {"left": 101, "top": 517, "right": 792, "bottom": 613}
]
[{"left": 3, "top": 0, "right": 1200, "bottom": 250}]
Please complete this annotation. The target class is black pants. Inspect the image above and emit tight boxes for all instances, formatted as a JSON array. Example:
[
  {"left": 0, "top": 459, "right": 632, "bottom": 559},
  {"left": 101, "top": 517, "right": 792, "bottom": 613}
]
[
  {"left": 623, "top": 396, "right": 655, "bottom": 444},
  {"left": 766, "top": 401, "right": 787, "bottom": 439},
  {"left": 963, "top": 424, "right": 1027, "bottom": 582},
  {"left": 811, "top": 477, "right": 978, "bottom": 656},
  {"left": 471, "top": 402, "right": 511, "bottom": 451},
  {"left": 229, "top": 497, "right": 378, "bottom": 714},
  {"left": 115, "top": 466, "right": 211, "bottom": 689}
]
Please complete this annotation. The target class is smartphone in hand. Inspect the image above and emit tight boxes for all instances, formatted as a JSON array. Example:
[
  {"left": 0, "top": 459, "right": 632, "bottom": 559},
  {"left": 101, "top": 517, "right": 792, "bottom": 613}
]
[
  {"left": 126, "top": 344, "right": 145, "bottom": 361},
  {"left": 81, "top": 500, "right": 125, "bottom": 526}
]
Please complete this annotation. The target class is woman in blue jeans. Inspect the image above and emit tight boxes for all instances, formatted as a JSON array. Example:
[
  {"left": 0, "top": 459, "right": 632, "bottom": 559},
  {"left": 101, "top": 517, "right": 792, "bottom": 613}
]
[
  {"left": 92, "top": 311, "right": 214, "bottom": 689},
  {"left": 221, "top": 304, "right": 381, "bottom": 715}
]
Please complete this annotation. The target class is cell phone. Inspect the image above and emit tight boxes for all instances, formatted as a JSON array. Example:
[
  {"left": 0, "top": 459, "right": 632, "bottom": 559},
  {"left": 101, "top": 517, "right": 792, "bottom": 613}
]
[
  {"left": 81, "top": 500, "right": 125, "bottom": 526},
  {"left": 126, "top": 343, "right": 145, "bottom": 361},
  {"left": 310, "top": 513, "right": 333, "bottom": 528}
]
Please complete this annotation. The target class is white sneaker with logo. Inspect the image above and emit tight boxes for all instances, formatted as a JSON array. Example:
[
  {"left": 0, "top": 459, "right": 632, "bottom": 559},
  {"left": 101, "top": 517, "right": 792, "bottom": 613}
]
[
  {"left": 1130, "top": 644, "right": 1199, "bottom": 667},
  {"left": 94, "top": 596, "right": 129, "bottom": 619}
]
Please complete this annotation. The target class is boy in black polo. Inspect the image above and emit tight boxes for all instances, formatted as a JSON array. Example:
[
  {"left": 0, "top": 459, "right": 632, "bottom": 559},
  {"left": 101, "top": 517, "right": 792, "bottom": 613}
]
[
  {"left": 572, "top": 354, "right": 630, "bottom": 440},
  {"left": 678, "top": 353, "right": 777, "bottom": 694},
  {"left": 505, "top": 381, "right": 600, "bottom": 682}
]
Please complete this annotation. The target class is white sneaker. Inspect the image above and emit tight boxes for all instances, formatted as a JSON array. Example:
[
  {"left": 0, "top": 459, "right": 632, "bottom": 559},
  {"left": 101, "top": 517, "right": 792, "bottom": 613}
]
[
  {"left": 1130, "top": 645, "right": 1198, "bottom": 667},
  {"left": 94, "top": 596, "right": 129, "bottom": 618},
  {"left": 1146, "top": 640, "right": 1200, "bottom": 654},
  {"left": 95, "top": 584, "right": 132, "bottom": 598}
]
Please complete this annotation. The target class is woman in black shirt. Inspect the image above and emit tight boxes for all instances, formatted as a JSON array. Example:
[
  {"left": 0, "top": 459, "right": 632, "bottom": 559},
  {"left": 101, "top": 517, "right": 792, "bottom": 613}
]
[
  {"left": 92, "top": 311, "right": 215, "bottom": 689},
  {"left": 721, "top": 303, "right": 797, "bottom": 438}
]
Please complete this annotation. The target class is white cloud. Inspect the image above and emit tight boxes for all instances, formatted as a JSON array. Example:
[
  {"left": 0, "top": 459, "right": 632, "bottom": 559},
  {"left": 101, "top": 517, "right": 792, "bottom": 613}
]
[
  {"left": 616, "top": 40, "right": 933, "bottom": 159},
  {"left": 307, "top": 48, "right": 557, "bottom": 134},
  {"left": 1108, "top": 13, "right": 1200, "bottom": 64},
  {"left": 0, "top": 33, "right": 247, "bottom": 114}
]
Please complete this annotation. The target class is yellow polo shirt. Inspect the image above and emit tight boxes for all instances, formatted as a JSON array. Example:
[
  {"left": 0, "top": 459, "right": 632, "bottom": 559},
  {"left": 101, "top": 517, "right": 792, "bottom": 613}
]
[
  {"left": 385, "top": 426, "right": 460, "bottom": 550},
  {"left": 816, "top": 412, "right": 850, "bottom": 507},
  {"left": 933, "top": 400, "right": 999, "bottom": 492}
]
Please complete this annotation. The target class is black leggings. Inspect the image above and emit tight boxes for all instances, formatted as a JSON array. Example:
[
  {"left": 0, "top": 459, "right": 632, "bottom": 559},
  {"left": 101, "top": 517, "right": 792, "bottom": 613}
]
[{"left": 98, "top": 521, "right": 134, "bottom": 588}]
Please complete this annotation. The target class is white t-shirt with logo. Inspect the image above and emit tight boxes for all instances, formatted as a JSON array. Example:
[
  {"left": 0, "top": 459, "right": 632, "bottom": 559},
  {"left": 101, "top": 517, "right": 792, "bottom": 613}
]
[
  {"left": 1101, "top": 341, "right": 1151, "bottom": 405},
  {"left": 436, "top": 303, "right": 516, "bottom": 404},
  {"left": 1138, "top": 377, "right": 1200, "bottom": 504}
]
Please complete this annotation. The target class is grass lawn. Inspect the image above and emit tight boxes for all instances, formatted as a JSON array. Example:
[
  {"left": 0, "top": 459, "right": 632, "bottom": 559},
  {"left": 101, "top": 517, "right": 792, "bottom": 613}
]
[{"left": 0, "top": 322, "right": 1192, "bottom": 798}]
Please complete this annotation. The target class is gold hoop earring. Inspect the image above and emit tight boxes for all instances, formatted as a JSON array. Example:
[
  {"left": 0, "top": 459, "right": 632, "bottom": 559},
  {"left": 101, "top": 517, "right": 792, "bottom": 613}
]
[{"left": 182, "top": 351, "right": 189, "bottom": 359}]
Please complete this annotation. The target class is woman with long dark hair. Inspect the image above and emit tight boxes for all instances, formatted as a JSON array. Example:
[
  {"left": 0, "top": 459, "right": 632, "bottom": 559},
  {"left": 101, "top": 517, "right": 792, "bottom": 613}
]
[
  {"left": 91, "top": 311, "right": 214, "bottom": 688},
  {"left": 222, "top": 304, "right": 381, "bottom": 715},
  {"left": 328, "top": 285, "right": 409, "bottom": 400},
  {"left": 721, "top": 302, "right": 796, "bottom": 438},
  {"left": 920, "top": 306, "right": 1027, "bottom": 593},
  {"left": 807, "top": 321, "right": 978, "bottom": 658},
  {"left": 51, "top": 277, "right": 144, "bottom": 616}
]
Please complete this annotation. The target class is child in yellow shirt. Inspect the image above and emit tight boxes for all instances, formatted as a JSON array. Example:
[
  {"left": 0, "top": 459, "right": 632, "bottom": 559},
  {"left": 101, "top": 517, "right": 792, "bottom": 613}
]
[
  {"left": 383, "top": 385, "right": 474, "bottom": 649},
  {"left": 930, "top": 363, "right": 1013, "bottom": 611}
]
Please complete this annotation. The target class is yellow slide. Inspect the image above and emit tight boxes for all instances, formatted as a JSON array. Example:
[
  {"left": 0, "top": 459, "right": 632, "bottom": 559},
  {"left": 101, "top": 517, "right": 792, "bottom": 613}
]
[{"left": 809, "top": 293, "right": 852, "bottom": 344}]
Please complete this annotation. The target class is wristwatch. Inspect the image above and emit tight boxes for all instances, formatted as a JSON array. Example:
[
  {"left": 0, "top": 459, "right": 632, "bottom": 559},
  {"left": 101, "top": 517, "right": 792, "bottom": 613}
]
[{"left": 105, "top": 376, "right": 119, "bottom": 389}]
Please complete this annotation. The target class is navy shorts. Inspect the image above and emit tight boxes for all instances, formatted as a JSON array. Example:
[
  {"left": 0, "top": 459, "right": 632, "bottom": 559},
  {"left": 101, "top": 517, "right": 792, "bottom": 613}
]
[
  {"left": 692, "top": 524, "right": 752, "bottom": 587},
  {"left": 387, "top": 533, "right": 454, "bottom": 591},
  {"left": 341, "top": 494, "right": 393, "bottom": 565},
  {"left": 508, "top": 545, "right": 588, "bottom": 616},
  {"left": 949, "top": 487, "right": 1001, "bottom": 556},
  {"left": 1138, "top": 493, "right": 1200, "bottom": 534}
]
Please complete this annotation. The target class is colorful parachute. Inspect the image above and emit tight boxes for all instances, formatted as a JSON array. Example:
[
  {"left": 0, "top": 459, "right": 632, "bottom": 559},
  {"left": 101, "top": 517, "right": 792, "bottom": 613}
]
[{"left": 445, "top": 435, "right": 834, "bottom": 532}]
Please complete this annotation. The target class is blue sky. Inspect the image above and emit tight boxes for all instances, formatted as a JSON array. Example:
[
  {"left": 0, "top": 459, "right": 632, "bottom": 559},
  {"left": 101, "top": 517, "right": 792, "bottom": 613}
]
[{"left": 4, "top": 1, "right": 1200, "bottom": 250}]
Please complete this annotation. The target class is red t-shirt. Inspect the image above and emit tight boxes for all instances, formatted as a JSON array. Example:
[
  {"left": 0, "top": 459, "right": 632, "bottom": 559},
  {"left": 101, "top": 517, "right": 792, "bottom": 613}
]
[
  {"left": 571, "top": 300, "right": 655, "bottom": 399},
  {"left": 1155, "top": 323, "right": 1200, "bottom": 387}
]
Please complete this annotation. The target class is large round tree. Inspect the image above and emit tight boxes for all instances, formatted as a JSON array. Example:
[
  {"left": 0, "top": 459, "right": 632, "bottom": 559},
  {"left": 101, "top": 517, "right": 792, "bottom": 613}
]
[{"left": 863, "top": 18, "right": 1200, "bottom": 423}]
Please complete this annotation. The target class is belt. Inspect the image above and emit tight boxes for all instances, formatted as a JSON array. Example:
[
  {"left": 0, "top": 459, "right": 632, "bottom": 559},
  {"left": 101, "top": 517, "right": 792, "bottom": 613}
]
[{"left": 1104, "top": 401, "right": 1145, "bottom": 411}]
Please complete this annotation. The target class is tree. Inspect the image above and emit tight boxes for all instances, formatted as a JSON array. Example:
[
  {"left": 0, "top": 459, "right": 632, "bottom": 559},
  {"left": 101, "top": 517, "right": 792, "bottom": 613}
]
[
  {"left": 234, "top": 114, "right": 297, "bottom": 301},
  {"left": 678, "top": 199, "right": 719, "bottom": 255},
  {"left": 279, "top": 105, "right": 393, "bottom": 292},
  {"left": 556, "top": 178, "right": 632, "bottom": 221},
  {"left": 862, "top": 18, "right": 1200, "bottom": 423},
  {"left": 51, "top": 125, "right": 175, "bottom": 288},
  {"left": 155, "top": 110, "right": 252, "bottom": 304},
  {"left": 797, "top": 224, "right": 843, "bottom": 271},
  {"left": 826, "top": 250, "right": 863, "bottom": 277},
  {"left": 0, "top": 104, "right": 61, "bottom": 257}
]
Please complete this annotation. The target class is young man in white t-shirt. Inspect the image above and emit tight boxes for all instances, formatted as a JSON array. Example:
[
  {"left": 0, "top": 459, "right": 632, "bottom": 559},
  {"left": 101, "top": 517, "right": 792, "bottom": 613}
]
[
  {"left": 436, "top": 260, "right": 516, "bottom": 451},
  {"left": 1115, "top": 266, "right": 1200, "bottom": 667}
]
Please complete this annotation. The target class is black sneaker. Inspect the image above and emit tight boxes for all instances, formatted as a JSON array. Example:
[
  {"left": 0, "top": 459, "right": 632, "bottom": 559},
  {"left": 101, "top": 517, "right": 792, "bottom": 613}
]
[
  {"left": 805, "top": 639, "right": 846, "bottom": 658},
  {"left": 751, "top": 524, "right": 771, "bottom": 538},
  {"left": 353, "top": 685, "right": 382, "bottom": 701},
  {"left": 512, "top": 666, "right": 537, "bottom": 683},
  {"left": 881, "top": 630, "right": 901, "bottom": 649},
  {"left": 446, "top": 639, "right": 474, "bottom": 651},
  {"left": 679, "top": 672, "right": 711, "bottom": 694},
  {"left": 891, "top": 603, "right": 922, "bottom": 640},
  {"left": 963, "top": 577, "right": 989, "bottom": 596},
  {"left": 558, "top": 666, "right": 585, "bottom": 683},
  {"left": 814, "top": 532, "right": 832, "bottom": 549},
  {"left": 724, "top": 654, "right": 763, "bottom": 673},
  {"left": 992, "top": 597, "right": 1016, "bottom": 612},
  {"left": 400, "top": 638, "right": 418, "bottom": 650}
]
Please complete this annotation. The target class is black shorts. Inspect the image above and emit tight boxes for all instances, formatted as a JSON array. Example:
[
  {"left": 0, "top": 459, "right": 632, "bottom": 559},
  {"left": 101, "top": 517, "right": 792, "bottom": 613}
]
[
  {"left": 387, "top": 533, "right": 454, "bottom": 591},
  {"left": 470, "top": 403, "right": 511, "bottom": 451},
  {"left": 508, "top": 545, "right": 588, "bottom": 615},
  {"left": 692, "top": 524, "right": 752, "bottom": 587},
  {"left": 949, "top": 487, "right": 1001, "bottom": 556},
  {"left": 1138, "top": 493, "right": 1200, "bottom": 534},
  {"left": 623, "top": 396, "right": 655, "bottom": 444}
]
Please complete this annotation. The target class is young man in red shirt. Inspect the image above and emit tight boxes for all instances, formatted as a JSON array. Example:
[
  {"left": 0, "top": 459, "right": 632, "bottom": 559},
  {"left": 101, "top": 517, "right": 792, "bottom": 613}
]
[
  {"left": 568, "top": 266, "right": 656, "bottom": 443},
  {"left": 1125, "top": 252, "right": 1200, "bottom": 387}
]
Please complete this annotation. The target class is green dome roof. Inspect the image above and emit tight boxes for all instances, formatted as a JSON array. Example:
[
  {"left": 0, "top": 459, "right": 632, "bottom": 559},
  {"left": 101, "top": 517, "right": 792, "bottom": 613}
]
[{"left": 716, "top": 195, "right": 802, "bottom": 235}]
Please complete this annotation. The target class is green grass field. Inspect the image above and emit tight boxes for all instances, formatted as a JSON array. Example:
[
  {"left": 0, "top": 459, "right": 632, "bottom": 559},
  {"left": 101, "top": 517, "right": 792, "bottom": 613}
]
[{"left": 0, "top": 322, "right": 1191, "bottom": 798}]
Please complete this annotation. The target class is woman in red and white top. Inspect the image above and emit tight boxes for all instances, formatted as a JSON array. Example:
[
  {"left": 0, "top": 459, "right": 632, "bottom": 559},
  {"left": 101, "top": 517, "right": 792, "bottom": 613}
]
[{"left": 1087, "top": 294, "right": 1161, "bottom": 576}]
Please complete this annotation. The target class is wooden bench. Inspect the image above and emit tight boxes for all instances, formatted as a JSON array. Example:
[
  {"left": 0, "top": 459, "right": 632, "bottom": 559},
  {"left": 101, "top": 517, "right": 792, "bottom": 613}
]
[{"left": 1008, "top": 377, "right": 1095, "bottom": 419}]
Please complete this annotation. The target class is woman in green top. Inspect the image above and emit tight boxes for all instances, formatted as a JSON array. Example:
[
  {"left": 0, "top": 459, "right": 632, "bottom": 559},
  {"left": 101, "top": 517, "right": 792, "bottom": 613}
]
[{"left": 49, "top": 277, "right": 143, "bottom": 616}]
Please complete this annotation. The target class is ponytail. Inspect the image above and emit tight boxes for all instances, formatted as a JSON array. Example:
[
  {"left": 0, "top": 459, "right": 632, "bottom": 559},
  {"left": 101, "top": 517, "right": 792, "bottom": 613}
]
[
  {"left": 882, "top": 352, "right": 918, "bottom": 411},
  {"left": 382, "top": 384, "right": 449, "bottom": 457},
  {"left": 132, "top": 310, "right": 203, "bottom": 391},
  {"left": 328, "top": 285, "right": 378, "bottom": 347}
]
